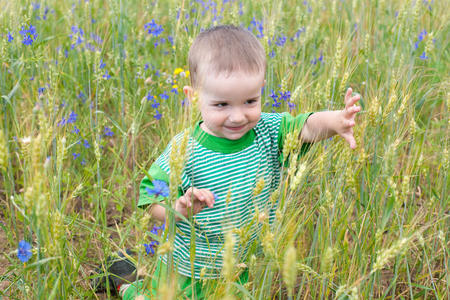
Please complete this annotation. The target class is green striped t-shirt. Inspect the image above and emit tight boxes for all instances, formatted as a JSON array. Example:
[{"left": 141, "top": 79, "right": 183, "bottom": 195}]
[{"left": 139, "top": 112, "right": 312, "bottom": 279}]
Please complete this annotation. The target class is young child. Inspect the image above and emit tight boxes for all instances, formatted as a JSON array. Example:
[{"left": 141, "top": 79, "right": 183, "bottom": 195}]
[{"left": 120, "top": 25, "right": 360, "bottom": 299}]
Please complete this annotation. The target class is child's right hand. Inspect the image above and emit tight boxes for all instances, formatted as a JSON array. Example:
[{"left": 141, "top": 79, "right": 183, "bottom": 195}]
[{"left": 175, "top": 187, "right": 215, "bottom": 221}]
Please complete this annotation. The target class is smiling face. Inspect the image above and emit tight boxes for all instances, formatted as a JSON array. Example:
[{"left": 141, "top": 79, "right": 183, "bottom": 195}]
[{"left": 194, "top": 70, "right": 265, "bottom": 140}]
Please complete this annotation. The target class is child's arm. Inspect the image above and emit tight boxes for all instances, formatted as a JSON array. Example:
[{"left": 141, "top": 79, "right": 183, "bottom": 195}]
[
  {"left": 150, "top": 187, "right": 215, "bottom": 222},
  {"left": 300, "top": 88, "right": 361, "bottom": 149}
]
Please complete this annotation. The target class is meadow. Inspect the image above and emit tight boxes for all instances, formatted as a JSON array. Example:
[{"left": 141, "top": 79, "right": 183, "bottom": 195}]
[{"left": 0, "top": 0, "right": 449, "bottom": 299}]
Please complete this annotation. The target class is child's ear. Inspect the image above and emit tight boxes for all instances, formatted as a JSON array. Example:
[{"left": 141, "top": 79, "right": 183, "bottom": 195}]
[{"left": 183, "top": 86, "right": 194, "bottom": 101}]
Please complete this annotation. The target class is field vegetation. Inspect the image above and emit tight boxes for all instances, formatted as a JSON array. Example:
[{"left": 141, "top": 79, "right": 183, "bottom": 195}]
[{"left": 0, "top": 0, "right": 448, "bottom": 299}]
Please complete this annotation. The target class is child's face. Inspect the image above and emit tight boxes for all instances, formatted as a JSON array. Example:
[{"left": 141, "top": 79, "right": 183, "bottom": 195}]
[{"left": 194, "top": 70, "right": 265, "bottom": 140}]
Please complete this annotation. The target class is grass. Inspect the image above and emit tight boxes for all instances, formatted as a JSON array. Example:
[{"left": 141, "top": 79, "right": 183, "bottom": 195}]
[{"left": 0, "top": 0, "right": 448, "bottom": 299}]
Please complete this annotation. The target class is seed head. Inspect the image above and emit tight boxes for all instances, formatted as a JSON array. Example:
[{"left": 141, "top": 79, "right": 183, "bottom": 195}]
[
  {"left": 290, "top": 162, "right": 307, "bottom": 191},
  {"left": 270, "top": 188, "right": 280, "bottom": 205},
  {"left": 368, "top": 96, "right": 380, "bottom": 125},
  {"left": 282, "top": 129, "right": 299, "bottom": 160},
  {"left": 157, "top": 241, "right": 172, "bottom": 255},
  {"left": 0, "top": 130, "right": 8, "bottom": 171},
  {"left": 320, "top": 246, "right": 335, "bottom": 275},
  {"left": 283, "top": 244, "right": 297, "bottom": 297},
  {"left": 332, "top": 37, "right": 342, "bottom": 78},
  {"left": 340, "top": 71, "right": 349, "bottom": 94},
  {"left": 57, "top": 137, "right": 67, "bottom": 170},
  {"left": 223, "top": 231, "right": 236, "bottom": 282},
  {"left": 373, "top": 236, "right": 411, "bottom": 272},
  {"left": 262, "top": 231, "right": 275, "bottom": 257},
  {"left": 425, "top": 32, "right": 434, "bottom": 56}
]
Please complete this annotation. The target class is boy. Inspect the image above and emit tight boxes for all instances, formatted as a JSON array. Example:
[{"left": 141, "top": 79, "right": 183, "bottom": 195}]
[{"left": 120, "top": 25, "right": 360, "bottom": 299}]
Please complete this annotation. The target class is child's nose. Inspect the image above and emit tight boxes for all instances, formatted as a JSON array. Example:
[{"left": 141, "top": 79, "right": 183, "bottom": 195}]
[{"left": 229, "top": 109, "right": 246, "bottom": 123}]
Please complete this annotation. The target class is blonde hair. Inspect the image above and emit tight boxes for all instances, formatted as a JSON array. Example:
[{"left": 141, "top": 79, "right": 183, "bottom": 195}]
[{"left": 188, "top": 25, "right": 266, "bottom": 88}]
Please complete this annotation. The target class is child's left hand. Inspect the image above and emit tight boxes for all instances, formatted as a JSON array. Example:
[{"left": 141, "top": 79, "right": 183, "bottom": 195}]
[{"left": 336, "top": 88, "right": 361, "bottom": 149}]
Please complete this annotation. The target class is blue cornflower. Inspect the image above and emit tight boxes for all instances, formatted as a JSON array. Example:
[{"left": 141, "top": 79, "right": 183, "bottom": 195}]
[
  {"left": 38, "top": 87, "right": 45, "bottom": 94},
  {"left": 77, "top": 92, "right": 86, "bottom": 103},
  {"left": 144, "top": 240, "right": 159, "bottom": 255},
  {"left": 85, "top": 43, "right": 95, "bottom": 52},
  {"left": 151, "top": 100, "right": 160, "bottom": 109},
  {"left": 144, "top": 63, "right": 150, "bottom": 70},
  {"left": 292, "top": 28, "right": 305, "bottom": 41},
  {"left": 72, "top": 126, "right": 80, "bottom": 134},
  {"left": 168, "top": 35, "right": 174, "bottom": 45},
  {"left": 7, "top": 32, "right": 13, "bottom": 42},
  {"left": 418, "top": 29, "right": 427, "bottom": 41},
  {"left": 103, "top": 126, "right": 114, "bottom": 137},
  {"left": 154, "top": 110, "right": 162, "bottom": 120},
  {"left": 69, "top": 26, "right": 84, "bottom": 49},
  {"left": 212, "top": 192, "right": 219, "bottom": 202},
  {"left": 269, "top": 50, "right": 276, "bottom": 58},
  {"left": 99, "top": 59, "right": 106, "bottom": 69},
  {"left": 103, "top": 70, "right": 111, "bottom": 80},
  {"left": 419, "top": 51, "right": 428, "bottom": 60},
  {"left": 67, "top": 111, "right": 77, "bottom": 124},
  {"left": 71, "top": 26, "right": 84, "bottom": 36},
  {"left": 272, "top": 100, "right": 281, "bottom": 108},
  {"left": 72, "top": 152, "right": 80, "bottom": 160},
  {"left": 57, "top": 117, "right": 67, "bottom": 127},
  {"left": 144, "top": 19, "right": 164, "bottom": 37},
  {"left": 83, "top": 139, "right": 90, "bottom": 148},
  {"left": 146, "top": 180, "right": 169, "bottom": 198},
  {"left": 146, "top": 91, "right": 154, "bottom": 101},
  {"left": 275, "top": 35, "right": 287, "bottom": 47},
  {"left": 17, "top": 240, "right": 32, "bottom": 263},
  {"left": 239, "top": 2, "right": 243, "bottom": 15},
  {"left": 90, "top": 33, "right": 103, "bottom": 45},
  {"left": 150, "top": 223, "right": 165, "bottom": 235},
  {"left": 288, "top": 102, "right": 296, "bottom": 111},
  {"left": 43, "top": 7, "right": 50, "bottom": 20},
  {"left": 81, "top": 158, "right": 86, "bottom": 165},
  {"left": 249, "top": 18, "right": 264, "bottom": 38},
  {"left": 280, "top": 91, "right": 291, "bottom": 101},
  {"left": 270, "top": 90, "right": 278, "bottom": 101},
  {"left": 159, "top": 92, "right": 169, "bottom": 100},
  {"left": 19, "top": 24, "right": 38, "bottom": 46},
  {"left": 150, "top": 226, "right": 159, "bottom": 235}
]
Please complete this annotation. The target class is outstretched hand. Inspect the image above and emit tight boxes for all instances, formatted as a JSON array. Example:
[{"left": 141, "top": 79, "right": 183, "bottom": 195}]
[
  {"left": 175, "top": 187, "right": 215, "bottom": 220},
  {"left": 337, "top": 88, "right": 361, "bottom": 149}
]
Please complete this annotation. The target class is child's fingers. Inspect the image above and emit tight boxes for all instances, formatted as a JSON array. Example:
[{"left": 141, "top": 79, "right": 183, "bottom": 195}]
[
  {"left": 202, "top": 190, "right": 215, "bottom": 208},
  {"left": 342, "top": 132, "right": 357, "bottom": 149},
  {"left": 348, "top": 104, "right": 361, "bottom": 114},
  {"left": 192, "top": 188, "right": 205, "bottom": 200},
  {"left": 345, "top": 88, "right": 353, "bottom": 102},
  {"left": 178, "top": 196, "right": 191, "bottom": 208},
  {"left": 346, "top": 94, "right": 360, "bottom": 109},
  {"left": 345, "top": 120, "right": 355, "bottom": 127},
  {"left": 196, "top": 189, "right": 214, "bottom": 208},
  {"left": 348, "top": 136, "right": 357, "bottom": 149}
]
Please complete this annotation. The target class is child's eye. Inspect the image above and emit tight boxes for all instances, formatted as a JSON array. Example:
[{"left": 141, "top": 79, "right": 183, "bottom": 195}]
[
  {"left": 215, "top": 103, "right": 227, "bottom": 107},
  {"left": 246, "top": 99, "right": 257, "bottom": 104}
]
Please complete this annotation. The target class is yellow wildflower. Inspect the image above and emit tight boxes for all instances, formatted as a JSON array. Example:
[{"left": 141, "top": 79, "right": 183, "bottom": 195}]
[{"left": 174, "top": 67, "right": 184, "bottom": 76}]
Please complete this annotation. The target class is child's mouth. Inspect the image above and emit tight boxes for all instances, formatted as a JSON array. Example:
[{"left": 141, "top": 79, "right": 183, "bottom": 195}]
[{"left": 225, "top": 125, "right": 246, "bottom": 131}]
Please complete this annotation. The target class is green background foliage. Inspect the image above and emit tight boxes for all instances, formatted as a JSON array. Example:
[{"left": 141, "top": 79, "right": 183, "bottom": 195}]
[{"left": 0, "top": 0, "right": 448, "bottom": 298}]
